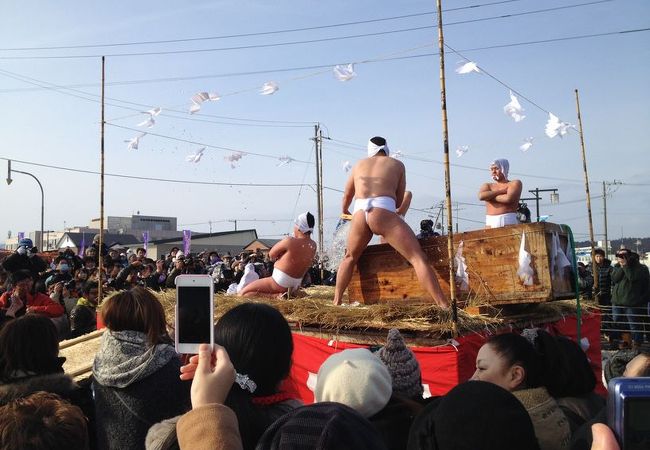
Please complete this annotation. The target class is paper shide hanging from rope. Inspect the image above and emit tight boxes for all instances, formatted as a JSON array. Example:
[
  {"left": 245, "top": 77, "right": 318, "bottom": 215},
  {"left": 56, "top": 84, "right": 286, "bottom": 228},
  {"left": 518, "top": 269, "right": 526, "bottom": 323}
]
[
  {"left": 277, "top": 155, "right": 295, "bottom": 167},
  {"left": 504, "top": 91, "right": 526, "bottom": 122},
  {"left": 125, "top": 132, "right": 146, "bottom": 150},
  {"left": 333, "top": 64, "right": 356, "bottom": 81},
  {"left": 545, "top": 113, "right": 573, "bottom": 138},
  {"left": 456, "top": 145, "right": 469, "bottom": 158},
  {"left": 520, "top": 137, "right": 534, "bottom": 152},
  {"left": 225, "top": 151, "right": 244, "bottom": 168},
  {"left": 189, "top": 92, "right": 220, "bottom": 114},
  {"left": 260, "top": 81, "right": 279, "bottom": 95},
  {"left": 186, "top": 147, "right": 205, "bottom": 163},
  {"left": 342, "top": 161, "right": 352, "bottom": 172},
  {"left": 455, "top": 61, "right": 480, "bottom": 75},
  {"left": 137, "top": 107, "right": 161, "bottom": 128},
  {"left": 391, "top": 150, "right": 404, "bottom": 159}
]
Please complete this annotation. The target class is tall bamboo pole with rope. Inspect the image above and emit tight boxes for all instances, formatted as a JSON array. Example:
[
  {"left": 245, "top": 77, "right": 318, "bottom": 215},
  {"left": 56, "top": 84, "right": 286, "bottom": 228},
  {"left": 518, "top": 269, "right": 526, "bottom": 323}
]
[
  {"left": 574, "top": 90, "right": 597, "bottom": 285},
  {"left": 98, "top": 56, "right": 105, "bottom": 305},
  {"left": 436, "top": 0, "right": 458, "bottom": 336}
]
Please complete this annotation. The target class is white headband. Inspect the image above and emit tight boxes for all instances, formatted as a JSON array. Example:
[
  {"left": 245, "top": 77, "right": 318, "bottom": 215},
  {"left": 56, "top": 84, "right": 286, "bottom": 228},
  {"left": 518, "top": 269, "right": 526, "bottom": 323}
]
[
  {"left": 295, "top": 212, "right": 313, "bottom": 233},
  {"left": 367, "top": 139, "right": 389, "bottom": 157}
]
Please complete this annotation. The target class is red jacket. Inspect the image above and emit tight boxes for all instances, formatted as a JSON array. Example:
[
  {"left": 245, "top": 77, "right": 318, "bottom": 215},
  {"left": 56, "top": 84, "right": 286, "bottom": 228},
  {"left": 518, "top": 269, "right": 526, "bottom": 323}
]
[{"left": 0, "top": 290, "right": 65, "bottom": 318}]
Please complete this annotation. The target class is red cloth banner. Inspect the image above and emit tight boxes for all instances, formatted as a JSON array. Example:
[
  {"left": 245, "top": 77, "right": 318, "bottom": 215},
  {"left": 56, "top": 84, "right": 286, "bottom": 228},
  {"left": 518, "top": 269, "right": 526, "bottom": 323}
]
[{"left": 283, "top": 311, "right": 603, "bottom": 403}]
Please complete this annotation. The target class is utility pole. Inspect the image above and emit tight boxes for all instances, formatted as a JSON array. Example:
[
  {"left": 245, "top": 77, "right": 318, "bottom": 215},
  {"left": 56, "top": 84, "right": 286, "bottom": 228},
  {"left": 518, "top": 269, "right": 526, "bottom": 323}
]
[{"left": 603, "top": 180, "right": 621, "bottom": 258}]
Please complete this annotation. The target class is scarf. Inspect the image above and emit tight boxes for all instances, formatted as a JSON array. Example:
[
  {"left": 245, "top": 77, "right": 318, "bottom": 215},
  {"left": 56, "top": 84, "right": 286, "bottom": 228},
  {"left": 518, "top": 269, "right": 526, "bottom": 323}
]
[{"left": 92, "top": 330, "right": 178, "bottom": 388}]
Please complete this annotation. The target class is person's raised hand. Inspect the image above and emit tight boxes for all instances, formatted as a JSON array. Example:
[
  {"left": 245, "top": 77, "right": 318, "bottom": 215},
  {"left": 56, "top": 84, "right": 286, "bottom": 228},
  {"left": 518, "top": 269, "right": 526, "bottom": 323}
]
[
  {"left": 591, "top": 423, "right": 620, "bottom": 450},
  {"left": 180, "top": 344, "right": 235, "bottom": 409},
  {"left": 6, "top": 295, "right": 24, "bottom": 318}
]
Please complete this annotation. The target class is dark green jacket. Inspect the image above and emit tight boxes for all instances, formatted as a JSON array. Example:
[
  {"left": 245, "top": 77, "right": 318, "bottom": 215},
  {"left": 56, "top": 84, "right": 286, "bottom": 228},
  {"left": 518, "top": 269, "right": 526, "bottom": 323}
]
[{"left": 611, "top": 262, "right": 650, "bottom": 307}]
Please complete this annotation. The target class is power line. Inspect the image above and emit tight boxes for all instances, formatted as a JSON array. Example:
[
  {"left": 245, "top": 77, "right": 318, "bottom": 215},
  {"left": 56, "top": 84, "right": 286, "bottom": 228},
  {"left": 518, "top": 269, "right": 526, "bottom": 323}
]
[
  {"left": 0, "top": 1, "right": 616, "bottom": 60},
  {"left": 0, "top": 157, "right": 311, "bottom": 187},
  {"left": 0, "top": 1, "right": 526, "bottom": 51}
]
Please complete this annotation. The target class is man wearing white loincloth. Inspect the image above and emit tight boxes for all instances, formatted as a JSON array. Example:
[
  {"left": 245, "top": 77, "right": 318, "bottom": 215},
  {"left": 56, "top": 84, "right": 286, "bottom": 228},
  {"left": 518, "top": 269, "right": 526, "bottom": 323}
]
[
  {"left": 478, "top": 159, "right": 522, "bottom": 228},
  {"left": 239, "top": 212, "right": 317, "bottom": 297},
  {"left": 333, "top": 136, "right": 448, "bottom": 308}
]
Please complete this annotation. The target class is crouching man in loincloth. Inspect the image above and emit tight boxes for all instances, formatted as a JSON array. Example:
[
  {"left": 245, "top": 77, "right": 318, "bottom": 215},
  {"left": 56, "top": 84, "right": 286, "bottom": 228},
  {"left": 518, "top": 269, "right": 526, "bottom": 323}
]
[
  {"left": 478, "top": 159, "right": 522, "bottom": 228},
  {"left": 333, "top": 136, "right": 449, "bottom": 308},
  {"left": 239, "top": 212, "right": 317, "bottom": 298}
]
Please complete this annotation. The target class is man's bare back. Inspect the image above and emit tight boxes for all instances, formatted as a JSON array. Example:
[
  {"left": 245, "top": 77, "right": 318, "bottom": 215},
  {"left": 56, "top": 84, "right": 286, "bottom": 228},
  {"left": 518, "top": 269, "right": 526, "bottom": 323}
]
[
  {"left": 272, "top": 236, "right": 317, "bottom": 279},
  {"left": 239, "top": 212, "right": 316, "bottom": 297},
  {"left": 333, "top": 136, "right": 448, "bottom": 308}
]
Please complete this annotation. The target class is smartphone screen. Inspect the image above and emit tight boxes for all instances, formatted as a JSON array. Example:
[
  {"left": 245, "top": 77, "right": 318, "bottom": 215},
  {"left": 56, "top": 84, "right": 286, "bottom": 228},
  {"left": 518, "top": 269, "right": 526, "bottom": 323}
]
[{"left": 177, "top": 286, "right": 211, "bottom": 344}]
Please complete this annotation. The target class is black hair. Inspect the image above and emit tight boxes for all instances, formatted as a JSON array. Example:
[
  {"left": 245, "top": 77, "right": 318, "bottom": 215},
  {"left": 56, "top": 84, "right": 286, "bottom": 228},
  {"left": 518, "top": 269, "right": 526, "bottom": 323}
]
[
  {"left": 593, "top": 248, "right": 605, "bottom": 257},
  {"left": 82, "top": 281, "right": 98, "bottom": 295},
  {"left": 370, "top": 136, "right": 387, "bottom": 146},
  {"left": 306, "top": 212, "right": 315, "bottom": 230},
  {"left": 8, "top": 270, "right": 33, "bottom": 287},
  {"left": 520, "top": 329, "right": 572, "bottom": 397},
  {"left": 215, "top": 303, "right": 293, "bottom": 450},
  {"left": 0, "top": 315, "right": 62, "bottom": 382},
  {"left": 486, "top": 333, "right": 542, "bottom": 389},
  {"left": 553, "top": 336, "right": 596, "bottom": 397}
]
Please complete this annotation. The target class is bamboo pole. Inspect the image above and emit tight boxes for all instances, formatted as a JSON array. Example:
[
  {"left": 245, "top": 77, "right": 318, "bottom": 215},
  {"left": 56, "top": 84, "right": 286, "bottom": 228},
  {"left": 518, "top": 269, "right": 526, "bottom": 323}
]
[
  {"left": 574, "top": 90, "right": 597, "bottom": 286},
  {"left": 436, "top": 0, "right": 458, "bottom": 336},
  {"left": 318, "top": 125, "right": 325, "bottom": 282},
  {"left": 98, "top": 56, "right": 105, "bottom": 304}
]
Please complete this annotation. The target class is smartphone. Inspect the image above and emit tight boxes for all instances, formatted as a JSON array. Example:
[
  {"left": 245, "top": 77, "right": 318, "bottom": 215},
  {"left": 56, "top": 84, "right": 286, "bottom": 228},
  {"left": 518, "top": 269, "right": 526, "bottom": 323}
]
[
  {"left": 175, "top": 274, "right": 214, "bottom": 354},
  {"left": 607, "top": 377, "right": 650, "bottom": 450}
]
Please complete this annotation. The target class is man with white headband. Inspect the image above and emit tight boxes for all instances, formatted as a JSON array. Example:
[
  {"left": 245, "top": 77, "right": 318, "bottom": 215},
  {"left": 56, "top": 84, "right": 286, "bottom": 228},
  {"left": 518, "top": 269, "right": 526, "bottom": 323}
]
[
  {"left": 478, "top": 158, "right": 522, "bottom": 228},
  {"left": 239, "top": 212, "right": 317, "bottom": 297},
  {"left": 333, "top": 136, "right": 449, "bottom": 308}
]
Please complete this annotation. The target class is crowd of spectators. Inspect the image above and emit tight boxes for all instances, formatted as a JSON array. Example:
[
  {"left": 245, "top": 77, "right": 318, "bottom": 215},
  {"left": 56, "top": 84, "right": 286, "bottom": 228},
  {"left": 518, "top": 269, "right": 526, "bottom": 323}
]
[{"left": 0, "top": 237, "right": 648, "bottom": 449}]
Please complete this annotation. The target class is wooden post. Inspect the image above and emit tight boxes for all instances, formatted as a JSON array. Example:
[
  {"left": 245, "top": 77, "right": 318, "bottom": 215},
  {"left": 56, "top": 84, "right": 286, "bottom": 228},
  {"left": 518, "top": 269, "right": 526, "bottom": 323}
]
[
  {"left": 314, "top": 124, "right": 325, "bottom": 282},
  {"left": 602, "top": 181, "right": 608, "bottom": 257},
  {"left": 574, "top": 89, "right": 597, "bottom": 283},
  {"left": 98, "top": 56, "right": 105, "bottom": 305},
  {"left": 436, "top": 0, "right": 458, "bottom": 336}
]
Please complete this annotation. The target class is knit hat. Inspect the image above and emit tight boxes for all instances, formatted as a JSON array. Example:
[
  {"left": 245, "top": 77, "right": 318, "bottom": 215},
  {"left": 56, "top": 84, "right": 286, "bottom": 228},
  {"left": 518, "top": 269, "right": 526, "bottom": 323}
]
[
  {"left": 377, "top": 328, "right": 424, "bottom": 399},
  {"left": 257, "top": 402, "right": 388, "bottom": 450},
  {"left": 315, "top": 348, "right": 392, "bottom": 418},
  {"left": 407, "top": 381, "right": 540, "bottom": 450},
  {"left": 18, "top": 238, "right": 33, "bottom": 248}
]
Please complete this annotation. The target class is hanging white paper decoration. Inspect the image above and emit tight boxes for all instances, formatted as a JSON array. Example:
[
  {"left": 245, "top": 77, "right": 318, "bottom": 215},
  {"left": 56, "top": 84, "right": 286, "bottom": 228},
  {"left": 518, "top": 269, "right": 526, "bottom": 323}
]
[
  {"left": 504, "top": 91, "right": 526, "bottom": 122},
  {"left": 545, "top": 113, "right": 572, "bottom": 138},
  {"left": 224, "top": 151, "right": 244, "bottom": 168},
  {"left": 342, "top": 161, "right": 352, "bottom": 172},
  {"left": 333, "top": 64, "right": 356, "bottom": 81},
  {"left": 260, "top": 81, "right": 279, "bottom": 95},
  {"left": 455, "top": 61, "right": 480, "bottom": 75},
  {"left": 520, "top": 137, "right": 534, "bottom": 152},
  {"left": 189, "top": 92, "right": 220, "bottom": 114},
  {"left": 456, "top": 145, "right": 469, "bottom": 157},
  {"left": 125, "top": 133, "right": 146, "bottom": 150},
  {"left": 186, "top": 147, "right": 205, "bottom": 163}
]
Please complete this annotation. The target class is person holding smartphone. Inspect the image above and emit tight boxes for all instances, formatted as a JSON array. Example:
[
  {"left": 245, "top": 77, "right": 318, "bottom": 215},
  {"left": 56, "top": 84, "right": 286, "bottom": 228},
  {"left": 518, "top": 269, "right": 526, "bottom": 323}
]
[
  {"left": 238, "top": 212, "right": 317, "bottom": 298},
  {"left": 611, "top": 249, "right": 649, "bottom": 350}
]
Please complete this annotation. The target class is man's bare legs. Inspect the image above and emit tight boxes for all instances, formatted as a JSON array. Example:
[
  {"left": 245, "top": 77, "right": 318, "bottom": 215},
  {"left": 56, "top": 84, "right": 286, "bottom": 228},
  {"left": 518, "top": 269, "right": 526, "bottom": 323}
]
[
  {"left": 368, "top": 209, "right": 449, "bottom": 308},
  {"left": 333, "top": 212, "right": 373, "bottom": 305},
  {"left": 239, "top": 277, "right": 286, "bottom": 297}
]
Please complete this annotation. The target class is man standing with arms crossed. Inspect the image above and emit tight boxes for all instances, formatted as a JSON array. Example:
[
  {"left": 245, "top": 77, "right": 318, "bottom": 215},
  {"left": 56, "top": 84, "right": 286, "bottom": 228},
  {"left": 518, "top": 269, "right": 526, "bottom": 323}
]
[
  {"left": 333, "top": 136, "right": 449, "bottom": 308},
  {"left": 478, "top": 159, "right": 523, "bottom": 228}
]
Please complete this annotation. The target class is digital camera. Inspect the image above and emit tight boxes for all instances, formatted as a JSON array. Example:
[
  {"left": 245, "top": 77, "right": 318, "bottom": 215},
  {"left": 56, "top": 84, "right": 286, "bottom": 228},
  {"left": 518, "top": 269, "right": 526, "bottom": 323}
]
[{"left": 607, "top": 377, "right": 650, "bottom": 450}]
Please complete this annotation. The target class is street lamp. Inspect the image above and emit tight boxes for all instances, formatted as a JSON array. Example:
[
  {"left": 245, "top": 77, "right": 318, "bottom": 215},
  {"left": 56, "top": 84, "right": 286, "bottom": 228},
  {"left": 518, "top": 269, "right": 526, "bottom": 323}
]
[
  {"left": 520, "top": 188, "right": 559, "bottom": 222},
  {"left": 6, "top": 160, "right": 45, "bottom": 251}
]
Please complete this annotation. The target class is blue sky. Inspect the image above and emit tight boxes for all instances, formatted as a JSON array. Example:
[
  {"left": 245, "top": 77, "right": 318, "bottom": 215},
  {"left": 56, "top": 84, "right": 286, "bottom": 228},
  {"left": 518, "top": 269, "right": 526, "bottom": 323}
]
[{"left": 0, "top": 0, "right": 648, "bottom": 249}]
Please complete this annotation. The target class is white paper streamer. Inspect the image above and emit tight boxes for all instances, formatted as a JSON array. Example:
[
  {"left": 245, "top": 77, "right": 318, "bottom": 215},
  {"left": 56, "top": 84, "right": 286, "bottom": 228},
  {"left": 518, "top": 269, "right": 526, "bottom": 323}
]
[
  {"left": 260, "top": 81, "right": 279, "bottom": 95},
  {"left": 545, "top": 113, "right": 572, "bottom": 138},
  {"left": 277, "top": 155, "right": 295, "bottom": 167},
  {"left": 454, "top": 240, "right": 469, "bottom": 291},
  {"left": 333, "top": 64, "right": 356, "bottom": 81},
  {"left": 456, "top": 145, "right": 469, "bottom": 158},
  {"left": 520, "top": 137, "right": 534, "bottom": 152},
  {"left": 455, "top": 61, "right": 480, "bottom": 74},
  {"left": 503, "top": 91, "right": 526, "bottom": 122},
  {"left": 186, "top": 147, "right": 205, "bottom": 163},
  {"left": 516, "top": 232, "right": 534, "bottom": 286},
  {"left": 342, "top": 161, "right": 352, "bottom": 172},
  {"left": 189, "top": 91, "right": 220, "bottom": 114},
  {"left": 125, "top": 133, "right": 146, "bottom": 151},
  {"left": 224, "top": 151, "right": 244, "bottom": 168}
]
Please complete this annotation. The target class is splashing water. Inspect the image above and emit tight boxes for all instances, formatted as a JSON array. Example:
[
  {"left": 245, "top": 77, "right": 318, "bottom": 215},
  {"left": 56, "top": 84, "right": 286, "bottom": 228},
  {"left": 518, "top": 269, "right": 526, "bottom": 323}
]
[{"left": 322, "top": 219, "right": 351, "bottom": 272}]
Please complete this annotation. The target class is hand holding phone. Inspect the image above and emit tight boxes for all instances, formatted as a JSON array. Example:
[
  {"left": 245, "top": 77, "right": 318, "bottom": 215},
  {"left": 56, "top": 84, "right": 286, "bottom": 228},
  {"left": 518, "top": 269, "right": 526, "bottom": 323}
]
[{"left": 175, "top": 275, "right": 214, "bottom": 354}]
